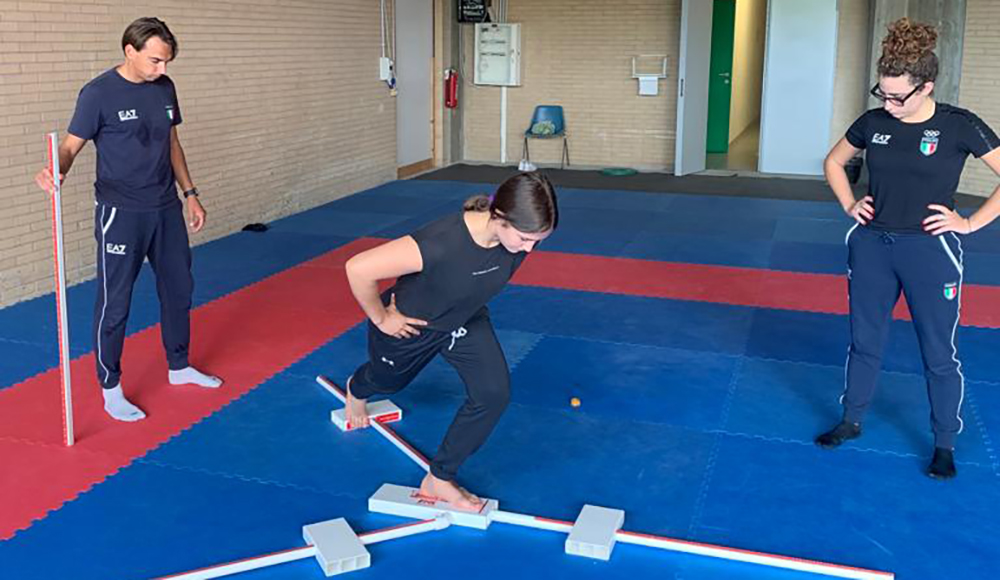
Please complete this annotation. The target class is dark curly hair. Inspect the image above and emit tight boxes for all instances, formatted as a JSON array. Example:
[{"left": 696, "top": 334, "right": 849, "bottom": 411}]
[{"left": 877, "top": 17, "right": 938, "bottom": 85}]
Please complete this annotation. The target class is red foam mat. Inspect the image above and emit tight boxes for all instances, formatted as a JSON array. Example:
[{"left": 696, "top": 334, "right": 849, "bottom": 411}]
[
  {"left": 512, "top": 251, "right": 1000, "bottom": 328},
  {"left": 0, "top": 238, "right": 382, "bottom": 539}
]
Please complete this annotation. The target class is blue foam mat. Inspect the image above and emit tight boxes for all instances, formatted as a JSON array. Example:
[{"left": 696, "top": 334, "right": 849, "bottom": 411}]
[
  {"left": 773, "top": 216, "right": 853, "bottom": 245},
  {"left": 724, "top": 357, "right": 994, "bottom": 465},
  {"left": 492, "top": 287, "right": 755, "bottom": 355},
  {"left": 509, "top": 335, "right": 740, "bottom": 431},
  {"left": 0, "top": 461, "right": 369, "bottom": 580},
  {"left": 745, "top": 307, "right": 1000, "bottom": 383},
  {"left": 667, "top": 194, "right": 846, "bottom": 220},
  {"left": 695, "top": 435, "right": 1000, "bottom": 580},
  {"left": 3, "top": 178, "right": 1000, "bottom": 580}
]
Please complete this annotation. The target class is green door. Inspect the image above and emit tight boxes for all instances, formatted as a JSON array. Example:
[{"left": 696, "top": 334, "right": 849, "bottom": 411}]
[{"left": 707, "top": 0, "right": 736, "bottom": 154}]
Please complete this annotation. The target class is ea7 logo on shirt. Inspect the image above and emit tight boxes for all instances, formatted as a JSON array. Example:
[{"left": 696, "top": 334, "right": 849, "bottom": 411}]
[
  {"left": 921, "top": 129, "right": 940, "bottom": 156},
  {"left": 871, "top": 133, "right": 892, "bottom": 145},
  {"left": 118, "top": 109, "right": 138, "bottom": 122},
  {"left": 105, "top": 243, "right": 127, "bottom": 255}
]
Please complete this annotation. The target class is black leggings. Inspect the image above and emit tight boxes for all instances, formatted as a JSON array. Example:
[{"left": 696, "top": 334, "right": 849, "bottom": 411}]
[{"left": 350, "top": 308, "right": 510, "bottom": 481}]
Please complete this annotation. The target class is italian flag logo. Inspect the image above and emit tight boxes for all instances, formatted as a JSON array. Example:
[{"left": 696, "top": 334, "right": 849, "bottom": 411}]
[
  {"left": 921, "top": 132, "right": 939, "bottom": 156},
  {"left": 944, "top": 283, "right": 958, "bottom": 301}
]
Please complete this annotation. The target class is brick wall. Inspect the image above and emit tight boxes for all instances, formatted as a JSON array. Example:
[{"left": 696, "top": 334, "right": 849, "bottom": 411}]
[
  {"left": 461, "top": 0, "right": 680, "bottom": 170},
  {"left": 958, "top": 0, "right": 1000, "bottom": 197},
  {"left": 0, "top": 0, "right": 397, "bottom": 307}
]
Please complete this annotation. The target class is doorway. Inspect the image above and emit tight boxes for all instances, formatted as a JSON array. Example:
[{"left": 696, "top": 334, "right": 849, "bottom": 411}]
[
  {"left": 396, "top": 0, "right": 435, "bottom": 178},
  {"left": 677, "top": 0, "right": 838, "bottom": 176},
  {"left": 705, "top": 0, "right": 766, "bottom": 172}
]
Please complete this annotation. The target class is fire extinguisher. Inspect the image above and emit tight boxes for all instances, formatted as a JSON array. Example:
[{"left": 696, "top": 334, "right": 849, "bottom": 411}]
[{"left": 444, "top": 69, "right": 459, "bottom": 109}]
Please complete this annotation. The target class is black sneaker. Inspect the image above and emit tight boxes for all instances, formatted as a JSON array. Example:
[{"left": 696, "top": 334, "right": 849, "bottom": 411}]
[
  {"left": 927, "top": 447, "right": 957, "bottom": 480},
  {"left": 815, "top": 421, "right": 862, "bottom": 449}
]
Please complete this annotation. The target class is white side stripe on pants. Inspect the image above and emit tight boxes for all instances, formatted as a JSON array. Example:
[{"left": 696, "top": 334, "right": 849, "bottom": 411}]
[
  {"left": 101, "top": 207, "right": 117, "bottom": 235},
  {"left": 939, "top": 234, "right": 963, "bottom": 275},
  {"left": 844, "top": 222, "right": 859, "bottom": 245},
  {"left": 945, "top": 233, "right": 965, "bottom": 435},
  {"left": 96, "top": 205, "right": 114, "bottom": 385},
  {"left": 839, "top": 223, "right": 859, "bottom": 405}
]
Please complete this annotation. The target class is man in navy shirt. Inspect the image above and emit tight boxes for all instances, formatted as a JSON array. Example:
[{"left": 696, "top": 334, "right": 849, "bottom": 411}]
[{"left": 36, "top": 17, "right": 222, "bottom": 422}]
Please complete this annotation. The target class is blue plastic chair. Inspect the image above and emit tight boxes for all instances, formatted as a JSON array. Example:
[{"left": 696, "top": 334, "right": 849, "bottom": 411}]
[{"left": 522, "top": 105, "right": 569, "bottom": 169}]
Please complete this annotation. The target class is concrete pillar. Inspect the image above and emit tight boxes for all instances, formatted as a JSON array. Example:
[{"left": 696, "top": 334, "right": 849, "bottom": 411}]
[
  {"left": 868, "top": 0, "right": 967, "bottom": 107},
  {"left": 440, "top": 0, "right": 464, "bottom": 164}
]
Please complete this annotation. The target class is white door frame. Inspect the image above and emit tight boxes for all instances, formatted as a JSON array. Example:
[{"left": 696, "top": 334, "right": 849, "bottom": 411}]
[
  {"left": 396, "top": 0, "right": 434, "bottom": 170},
  {"left": 674, "top": 0, "right": 714, "bottom": 176},
  {"left": 757, "top": 0, "right": 838, "bottom": 175}
]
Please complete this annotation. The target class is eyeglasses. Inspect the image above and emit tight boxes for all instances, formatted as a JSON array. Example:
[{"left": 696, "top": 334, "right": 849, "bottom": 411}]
[{"left": 870, "top": 82, "right": 924, "bottom": 107}]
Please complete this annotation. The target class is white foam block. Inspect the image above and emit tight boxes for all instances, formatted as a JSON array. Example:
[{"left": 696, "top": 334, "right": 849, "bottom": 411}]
[
  {"left": 368, "top": 483, "right": 498, "bottom": 530},
  {"left": 565, "top": 505, "right": 625, "bottom": 561},
  {"left": 302, "top": 518, "right": 371, "bottom": 576},
  {"left": 331, "top": 399, "right": 402, "bottom": 432}
]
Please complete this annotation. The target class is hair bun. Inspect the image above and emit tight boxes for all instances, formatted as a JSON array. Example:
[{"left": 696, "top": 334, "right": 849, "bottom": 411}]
[{"left": 882, "top": 17, "right": 937, "bottom": 63}]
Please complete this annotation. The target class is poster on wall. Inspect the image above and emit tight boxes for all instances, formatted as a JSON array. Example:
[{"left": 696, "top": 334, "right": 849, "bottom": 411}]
[{"left": 459, "top": 0, "right": 490, "bottom": 23}]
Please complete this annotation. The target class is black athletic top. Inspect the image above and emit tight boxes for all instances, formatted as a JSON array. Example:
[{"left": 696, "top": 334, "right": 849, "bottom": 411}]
[
  {"left": 68, "top": 69, "right": 183, "bottom": 211},
  {"left": 846, "top": 104, "right": 1000, "bottom": 233},
  {"left": 390, "top": 212, "right": 528, "bottom": 332}
]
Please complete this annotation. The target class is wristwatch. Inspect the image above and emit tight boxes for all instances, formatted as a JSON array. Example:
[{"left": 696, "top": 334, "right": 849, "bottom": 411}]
[{"left": 183, "top": 187, "right": 199, "bottom": 198}]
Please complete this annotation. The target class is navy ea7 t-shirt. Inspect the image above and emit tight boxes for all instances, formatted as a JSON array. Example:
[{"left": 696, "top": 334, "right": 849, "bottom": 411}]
[
  {"left": 68, "top": 68, "right": 183, "bottom": 211},
  {"left": 846, "top": 103, "right": 1000, "bottom": 233}
]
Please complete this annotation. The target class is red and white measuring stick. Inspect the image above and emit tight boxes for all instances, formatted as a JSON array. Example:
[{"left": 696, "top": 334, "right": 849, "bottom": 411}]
[
  {"left": 317, "top": 372, "right": 893, "bottom": 580},
  {"left": 316, "top": 375, "right": 431, "bottom": 472},
  {"left": 487, "top": 510, "right": 892, "bottom": 580},
  {"left": 46, "top": 132, "right": 74, "bottom": 447},
  {"left": 156, "top": 518, "right": 448, "bottom": 580}
]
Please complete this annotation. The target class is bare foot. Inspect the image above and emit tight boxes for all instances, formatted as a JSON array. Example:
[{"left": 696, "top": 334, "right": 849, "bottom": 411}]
[
  {"left": 345, "top": 375, "right": 369, "bottom": 429},
  {"left": 419, "top": 473, "right": 484, "bottom": 511}
]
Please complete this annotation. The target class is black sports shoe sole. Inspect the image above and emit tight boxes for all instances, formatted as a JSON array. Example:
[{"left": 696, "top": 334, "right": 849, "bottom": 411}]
[{"left": 814, "top": 423, "right": 861, "bottom": 449}]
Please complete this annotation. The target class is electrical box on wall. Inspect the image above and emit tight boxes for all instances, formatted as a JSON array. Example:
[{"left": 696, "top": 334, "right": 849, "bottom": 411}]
[
  {"left": 379, "top": 57, "right": 393, "bottom": 81},
  {"left": 474, "top": 23, "right": 521, "bottom": 86}
]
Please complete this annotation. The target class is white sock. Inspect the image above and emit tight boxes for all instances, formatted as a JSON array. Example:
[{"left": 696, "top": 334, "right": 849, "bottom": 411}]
[
  {"left": 169, "top": 366, "right": 223, "bottom": 388},
  {"left": 103, "top": 384, "right": 146, "bottom": 422}
]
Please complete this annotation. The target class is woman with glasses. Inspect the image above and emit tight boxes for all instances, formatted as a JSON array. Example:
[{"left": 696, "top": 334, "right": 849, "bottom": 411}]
[{"left": 816, "top": 17, "right": 1000, "bottom": 479}]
